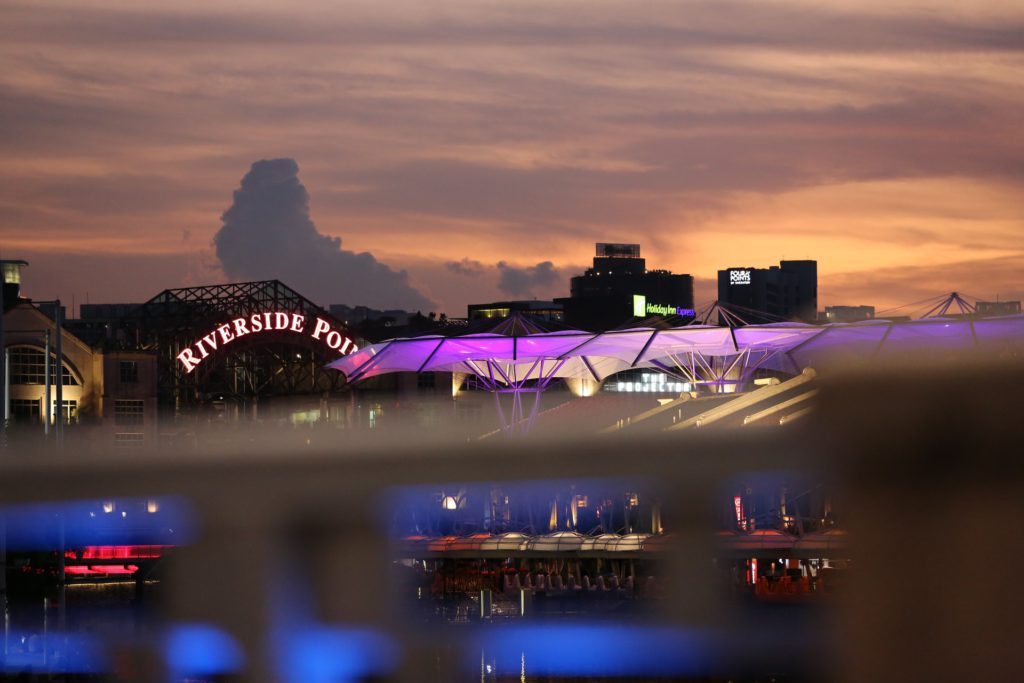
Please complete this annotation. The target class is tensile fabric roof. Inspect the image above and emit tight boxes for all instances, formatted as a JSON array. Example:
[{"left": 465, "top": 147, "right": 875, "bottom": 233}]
[{"left": 326, "top": 315, "right": 1024, "bottom": 384}]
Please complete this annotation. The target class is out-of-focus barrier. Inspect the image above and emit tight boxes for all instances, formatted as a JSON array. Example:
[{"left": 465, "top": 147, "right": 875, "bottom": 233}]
[{"left": 0, "top": 358, "right": 1021, "bottom": 682}]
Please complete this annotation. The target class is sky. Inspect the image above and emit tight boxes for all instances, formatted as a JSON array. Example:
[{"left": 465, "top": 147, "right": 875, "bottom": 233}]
[{"left": 2, "top": 0, "right": 1022, "bottom": 317}]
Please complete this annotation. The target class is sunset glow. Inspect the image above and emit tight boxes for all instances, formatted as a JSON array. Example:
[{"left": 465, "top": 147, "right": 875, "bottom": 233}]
[{"left": 3, "top": 0, "right": 1021, "bottom": 314}]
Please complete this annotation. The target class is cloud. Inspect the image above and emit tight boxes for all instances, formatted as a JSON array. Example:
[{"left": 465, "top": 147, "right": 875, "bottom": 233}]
[
  {"left": 446, "top": 258, "right": 485, "bottom": 276},
  {"left": 2, "top": 0, "right": 1023, "bottom": 316},
  {"left": 496, "top": 261, "right": 561, "bottom": 297},
  {"left": 214, "top": 158, "right": 434, "bottom": 311}
]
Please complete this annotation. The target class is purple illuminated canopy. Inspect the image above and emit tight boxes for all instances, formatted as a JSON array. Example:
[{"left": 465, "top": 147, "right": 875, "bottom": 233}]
[
  {"left": 328, "top": 326, "right": 739, "bottom": 386},
  {"left": 328, "top": 315, "right": 1024, "bottom": 387}
]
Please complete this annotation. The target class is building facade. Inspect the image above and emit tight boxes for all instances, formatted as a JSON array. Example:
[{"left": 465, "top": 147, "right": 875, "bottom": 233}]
[
  {"left": 467, "top": 300, "right": 564, "bottom": 322},
  {"left": 718, "top": 260, "right": 818, "bottom": 324},
  {"left": 976, "top": 300, "right": 1021, "bottom": 316},
  {"left": 2, "top": 268, "right": 159, "bottom": 446},
  {"left": 823, "top": 305, "right": 875, "bottom": 323}
]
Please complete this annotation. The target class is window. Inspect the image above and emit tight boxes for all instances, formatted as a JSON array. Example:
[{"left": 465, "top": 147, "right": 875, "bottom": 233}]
[
  {"left": 10, "top": 399, "right": 40, "bottom": 424},
  {"left": 417, "top": 373, "right": 436, "bottom": 390},
  {"left": 52, "top": 399, "right": 78, "bottom": 424},
  {"left": 114, "top": 399, "right": 144, "bottom": 426},
  {"left": 114, "top": 433, "right": 144, "bottom": 448},
  {"left": 9, "top": 347, "right": 78, "bottom": 386},
  {"left": 119, "top": 361, "right": 139, "bottom": 384}
]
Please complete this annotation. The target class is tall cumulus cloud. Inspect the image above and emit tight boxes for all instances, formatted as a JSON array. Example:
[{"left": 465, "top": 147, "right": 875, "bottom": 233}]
[{"left": 214, "top": 159, "right": 433, "bottom": 311}]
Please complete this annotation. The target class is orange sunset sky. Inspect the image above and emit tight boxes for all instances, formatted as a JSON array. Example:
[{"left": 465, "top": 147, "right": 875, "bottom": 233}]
[{"left": 2, "top": 0, "right": 1022, "bottom": 316}]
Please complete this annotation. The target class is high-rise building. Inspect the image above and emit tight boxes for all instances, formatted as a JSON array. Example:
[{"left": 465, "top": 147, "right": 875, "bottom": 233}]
[
  {"left": 717, "top": 260, "right": 818, "bottom": 324},
  {"left": 556, "top": 243, "right": 694, "bottom": 331}
]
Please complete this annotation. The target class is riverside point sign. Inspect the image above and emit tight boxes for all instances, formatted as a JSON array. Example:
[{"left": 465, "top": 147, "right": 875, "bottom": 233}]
[{"left": 176, "top": 312, "right": 358, "bottom": 373}]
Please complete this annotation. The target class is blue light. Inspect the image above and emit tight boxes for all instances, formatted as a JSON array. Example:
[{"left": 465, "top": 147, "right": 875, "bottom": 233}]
[
  {"left": 283, "top": 627, "right": 399, "bottom": 683},
  {"left": 0, "top": 496, "right": 197, "bottom": 550},
  {"left": 165, "top": 623, "right": 245, "bottom": 678},
  {"left": 476, "top": 622, "right": 710, "bottom": 677},
  {"left": 1, "top": 631, "right": 108, "bottom": 674}
]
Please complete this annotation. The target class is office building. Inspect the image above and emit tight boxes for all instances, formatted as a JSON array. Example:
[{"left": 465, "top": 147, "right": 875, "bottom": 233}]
[
  {"left": 557, "top": 243, "right": 694, "bottom": 331},
  {"left": 718, "top": 260, "right": 818, "bottom": 324}
]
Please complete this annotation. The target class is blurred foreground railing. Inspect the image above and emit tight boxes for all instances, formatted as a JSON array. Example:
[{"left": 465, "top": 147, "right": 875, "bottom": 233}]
[{"left": 0, "top": 359, "right": 1022, "bottom": 682}]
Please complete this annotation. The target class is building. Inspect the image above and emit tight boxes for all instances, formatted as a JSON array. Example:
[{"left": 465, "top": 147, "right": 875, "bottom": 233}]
[
  {"left": 976, "top": 300, "right": 1021, "bottom": 317},
  {"left": 718, "top": 260, "right": 818, "bottom": 324},
  {"left": 2, "top": 261, "right": 159, "bottom": 446},
  {"left": 71, "top": 303, "right": 143, "bottom": 347},
  {"left": 823, "top": 305, "right": 875, "bottom": 323},
  {"left": 467, "top": 300, "right": 564, "bottom": 322},
  {"left": 556, "top": 243, "right": 695, "bottom": 331}
]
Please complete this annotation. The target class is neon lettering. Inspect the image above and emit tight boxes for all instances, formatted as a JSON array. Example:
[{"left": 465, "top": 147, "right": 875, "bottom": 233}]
[
  {"left": 311, "top": 318, "right": 330, "bottom": 340},
  {"left": 175, "top": 310, "right": 357, "bottom": 372},
  {"left": 217, "top": 324, "right": 234, "bottom": 344},
  {"left": 177, "top": 348, "right": 200, "bottom": 373}
]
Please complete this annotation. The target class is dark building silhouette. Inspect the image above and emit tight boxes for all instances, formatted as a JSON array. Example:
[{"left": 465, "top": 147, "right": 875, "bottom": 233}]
[
  {"left": 717, "top": 260, "right": 818, "bottom": 324},
  {"left": 557, "top": 243, "right": 694, "bottom": 331}
]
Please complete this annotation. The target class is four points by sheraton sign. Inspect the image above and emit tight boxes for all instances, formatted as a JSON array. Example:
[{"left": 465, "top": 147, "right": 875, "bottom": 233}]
[{"left": 176, "top": 312, "right": 358, "bottom": 373}]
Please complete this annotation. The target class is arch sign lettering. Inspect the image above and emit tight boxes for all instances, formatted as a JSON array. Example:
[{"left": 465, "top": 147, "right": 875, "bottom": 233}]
[{"left": 177, "top": 312, "right": 358, "bottom": 373}]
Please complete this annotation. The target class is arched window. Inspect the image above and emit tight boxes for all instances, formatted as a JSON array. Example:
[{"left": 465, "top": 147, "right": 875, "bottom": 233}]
[{"left": 8, "top": 346, "right": 80, "bottom": 386}]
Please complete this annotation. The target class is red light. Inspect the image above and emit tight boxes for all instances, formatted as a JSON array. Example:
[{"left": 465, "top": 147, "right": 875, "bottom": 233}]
[
  {"left": 65, "top": 565, "right": 139, "bottom": 575},
  {"left": 65, "top": 545, "right": 171, "bottom": 561}
]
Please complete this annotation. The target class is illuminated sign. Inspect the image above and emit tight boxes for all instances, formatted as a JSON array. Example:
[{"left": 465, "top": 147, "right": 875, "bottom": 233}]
[
  {"left": 176, "top": 312, "right": 357, "bottom": 373},
  {"left": 632, "top": 294, "right": 695, "bottom": 318},
  {"left": 645, "top": 302, "right": 696, "bottom": 317},
  {"left": 729, "top": 269, "right": 751, "bottom": 286}
]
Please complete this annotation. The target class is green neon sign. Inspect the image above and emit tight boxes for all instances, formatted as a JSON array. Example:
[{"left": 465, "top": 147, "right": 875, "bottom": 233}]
[
  {"left": 633, "top": 294, "right": 646, "bottom": 317},
  {"left": 632, "top": 293, "right": 696, "bottom": 318}
]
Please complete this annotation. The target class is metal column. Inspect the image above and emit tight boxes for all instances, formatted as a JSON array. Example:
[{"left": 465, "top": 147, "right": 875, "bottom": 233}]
[
  {"left": 0, "top": 274, "right": 4, "bottom": 444},
  {"left": 44, "top": 329, "right": 50, "bottom": 436},
  {"left": 54, "top": 300, "right": 62, "bottom": 446}
]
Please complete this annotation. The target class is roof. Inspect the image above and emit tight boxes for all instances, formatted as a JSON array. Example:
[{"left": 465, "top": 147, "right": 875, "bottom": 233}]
[{"left": 328, "top": 315, "right": 1024, "bottom": 384}]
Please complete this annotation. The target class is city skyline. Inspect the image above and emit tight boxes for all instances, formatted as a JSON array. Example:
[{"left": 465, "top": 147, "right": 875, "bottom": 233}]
[{"left": 3, "top": 0, "right": 1022, "bottom": 315}]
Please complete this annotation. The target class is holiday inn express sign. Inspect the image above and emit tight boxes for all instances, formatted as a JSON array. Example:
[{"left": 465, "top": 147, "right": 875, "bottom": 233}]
[
  {"left": 632, "top": 294, "right": 696, "bottom": 318},
  {"left": 176, "top": 312, "right": 358, "bottom": 373}
]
